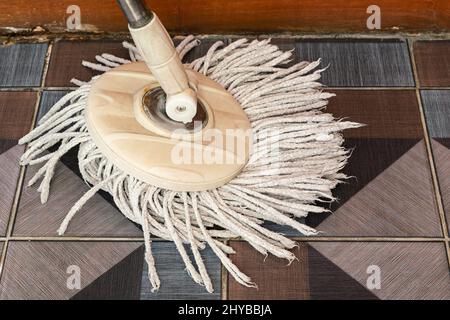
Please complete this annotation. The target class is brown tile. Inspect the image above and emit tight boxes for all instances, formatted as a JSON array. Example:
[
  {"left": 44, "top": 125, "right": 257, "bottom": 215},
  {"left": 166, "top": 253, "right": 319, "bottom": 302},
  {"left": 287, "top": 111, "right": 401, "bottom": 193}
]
[
  {"left": 14, "top": 157, "right": 142, "bottom": 237},
  {"left": 0, "top": 241, "right": 143, "bottom": 299},
  {"left": 414, "top": 41, "right": 450, "bottom": 87},
  {"left": 431, "top": 140, "right": 450, "bottom": 235},
  {"left": 0, "top": 145, "right": 24, "bottom": 236},
  {"left": 45, "top": 40, "right": 129, "bottom": 87},
  {"left": 327, "top": 90, "right": 423, "bottom": 139},
  {"left": 228, "top": 241, "right": 309, "bottom": 300},
  {"left": 310, "top": 242, "right": 450, "bottom": 299},
  {"left": 0, "top": 92, "right": 37, "bottom": 140}
]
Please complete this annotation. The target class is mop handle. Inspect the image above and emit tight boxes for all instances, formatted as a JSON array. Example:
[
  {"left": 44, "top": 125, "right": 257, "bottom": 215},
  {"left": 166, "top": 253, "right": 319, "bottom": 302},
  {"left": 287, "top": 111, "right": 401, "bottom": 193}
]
[{"left": 117, "top": 0, "right": 197, "bottom": 123}]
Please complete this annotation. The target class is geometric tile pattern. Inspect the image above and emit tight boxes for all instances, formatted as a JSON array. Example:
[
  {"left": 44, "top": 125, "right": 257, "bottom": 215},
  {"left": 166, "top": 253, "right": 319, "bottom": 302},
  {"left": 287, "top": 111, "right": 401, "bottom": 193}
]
[
  {"left": 14, "top": 158, "right": 143, "bottom": 237},
  {"left": 309, "top": 242, "right": 450, "bottom": 300},
  {"left": 305, "top": 90, "right": 440, "bottom": 236},
  {"left": 0, "top": 241, "right": 143, "bottom": 299},
  {"left": 1, "top": 37, "right": 449, "bottom": 299},
  {"left": 228, "top": 241, "right": 450, "bottom": 300},
  {"left": 317, "top": 140, "right": 441, "bottom": 237}
]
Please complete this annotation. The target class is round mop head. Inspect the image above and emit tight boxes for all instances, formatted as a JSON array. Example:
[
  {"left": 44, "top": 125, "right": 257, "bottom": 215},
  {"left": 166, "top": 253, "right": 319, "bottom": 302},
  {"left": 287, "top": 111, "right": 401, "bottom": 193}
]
[{"left": 19, "top": 36, "right": 361, "bottom": 292}]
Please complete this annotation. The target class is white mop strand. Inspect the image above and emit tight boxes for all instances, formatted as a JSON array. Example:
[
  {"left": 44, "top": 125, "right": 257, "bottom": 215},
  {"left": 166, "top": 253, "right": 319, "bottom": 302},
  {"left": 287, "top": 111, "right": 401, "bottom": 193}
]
[{"left": 18, "top": 36, "right": 362, "bottom": 292}]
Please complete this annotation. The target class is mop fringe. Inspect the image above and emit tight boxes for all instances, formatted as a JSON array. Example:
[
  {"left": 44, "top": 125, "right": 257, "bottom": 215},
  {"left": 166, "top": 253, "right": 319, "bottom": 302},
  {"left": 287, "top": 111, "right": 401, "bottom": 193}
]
[{"left": 19, "top": 36, "right": 361, "bottom": 292}]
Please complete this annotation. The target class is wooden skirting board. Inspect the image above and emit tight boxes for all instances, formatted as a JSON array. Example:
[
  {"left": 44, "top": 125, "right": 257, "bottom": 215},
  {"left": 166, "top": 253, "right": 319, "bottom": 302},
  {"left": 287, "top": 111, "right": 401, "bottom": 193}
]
[{"left": 0, "top": 0, "right": 449, "bottom": 34}]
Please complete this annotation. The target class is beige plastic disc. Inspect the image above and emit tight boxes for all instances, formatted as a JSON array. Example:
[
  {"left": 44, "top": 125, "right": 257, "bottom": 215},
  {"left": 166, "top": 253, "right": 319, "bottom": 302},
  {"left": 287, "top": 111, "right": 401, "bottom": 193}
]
[{"left": 85, "top": 62, "right": 251, "bottom": 191}]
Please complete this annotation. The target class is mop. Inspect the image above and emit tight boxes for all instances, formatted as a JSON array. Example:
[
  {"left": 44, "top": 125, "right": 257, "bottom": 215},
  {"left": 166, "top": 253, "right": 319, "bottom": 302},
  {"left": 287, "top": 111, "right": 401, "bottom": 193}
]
[{"left": 18, "top": 0, "right": 360, "bottom": 292}]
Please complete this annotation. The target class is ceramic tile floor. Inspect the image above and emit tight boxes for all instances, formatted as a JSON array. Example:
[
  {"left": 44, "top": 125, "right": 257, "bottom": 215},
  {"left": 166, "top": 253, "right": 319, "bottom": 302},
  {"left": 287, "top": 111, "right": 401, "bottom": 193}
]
[{"left": 0, "top": 36, "right": 449, "bottom": 300}]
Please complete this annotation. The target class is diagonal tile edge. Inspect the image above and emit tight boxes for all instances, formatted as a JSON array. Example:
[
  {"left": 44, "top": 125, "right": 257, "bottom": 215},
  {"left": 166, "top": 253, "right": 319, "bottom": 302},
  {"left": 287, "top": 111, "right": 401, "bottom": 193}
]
[
  {"left": 14, "top": 155, "right": 142, "bottom": 237},
  {"left": 309, "top": 242, "right": 450, "bottom": 300},
  {"left": 308, "top": 245, "right": 378, "bottom": 300},
  {"left": 72, "top": 244, "right": 144, "bottom": 300},
  {"left": 0, "top": 241, "right": 143, "bottom": 300},
  {"left": 316, "top": 140, "right": 442, "bottom": 237}
]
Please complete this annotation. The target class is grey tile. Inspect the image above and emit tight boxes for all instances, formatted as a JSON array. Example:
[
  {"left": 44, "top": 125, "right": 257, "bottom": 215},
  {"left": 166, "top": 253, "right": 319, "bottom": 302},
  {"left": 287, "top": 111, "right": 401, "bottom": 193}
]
[
  {"left": 263, "top": 218, "right": 307, "bottom": 237},
  {"left": 295, "top": 40, "right": 414, "bottom": 87},
  {"left": 140, "top": 242, "right": 221, "bottom": 300},
  {"left": 421, "top": 90, "right": 450, "bottom": 138},
  {"left": 0, "top": 43, "right": 48, "bottom": 87},
  {"left": 37, "top": 90, "right": 71, "bottom": 121}
]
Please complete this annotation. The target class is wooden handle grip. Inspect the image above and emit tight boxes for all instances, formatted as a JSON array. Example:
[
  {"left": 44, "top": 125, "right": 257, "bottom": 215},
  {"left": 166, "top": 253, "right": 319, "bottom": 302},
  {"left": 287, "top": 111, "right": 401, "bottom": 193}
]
[{"left": 129, "top": 13, "right": 190, "bottom": 95}]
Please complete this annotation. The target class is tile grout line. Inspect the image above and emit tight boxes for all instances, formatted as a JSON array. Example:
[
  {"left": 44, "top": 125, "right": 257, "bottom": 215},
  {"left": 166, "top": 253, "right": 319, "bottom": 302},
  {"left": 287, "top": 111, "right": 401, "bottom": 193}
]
[
  {"left": 221, "top": 240, "right": 229, "bottom": 300},
  {"left": 407, "top": 38, "right": 450, "bottom": 267},
  {"left": 2, "top": 86, "right": 450, "bottom": 92},
  {"left": 1, "top": 38, "right": 448, "bottom": 294},
  {"left": 0, "top": 41, "right": 54, "bottom": 283},
  {"left": 0, "top": 236, "right": 446, "bottom": 242}
]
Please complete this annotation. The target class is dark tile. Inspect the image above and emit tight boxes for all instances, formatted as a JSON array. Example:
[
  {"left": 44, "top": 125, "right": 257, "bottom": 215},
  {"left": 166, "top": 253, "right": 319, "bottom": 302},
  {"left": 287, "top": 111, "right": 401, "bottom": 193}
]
[
  {"left": 263, "top": 218, "right": 306, "bottom": 237},
  {"left": 0, "top": 146, "right": 23, "bottom": 236},
  {"left": 295, "top": 40, "right": 414, "bottom": 87},
  {"left": 45, "top": 40, "right": 129, "bottom": 87},
  {"left": 228, "top": 241, "right": 309, "bottom": 300},
  {"left": 265, "top": 38, "right": 299, "bottom": 67},
  {"left": 0, "top": 241, "right": 143, "bottom": 299},
  {"left": 15, "top": 158, "right": 142, "bottom": 237},
  {"left": 310, "top": 242, "right": 450, "bottom": 299},
  {"left": 0, "top": 43, "right": 48, "bottom": 87},
  {"left": 141, "top": 242, "right": 221, "bottom": 300},
  {"left": 0, "top": 139, "right": 17, "bottom": 155},
  {"left": 305, "top": 90, "right": 441, "bottom": 237},
  {"left": 414, "top": 41, "right": 450, "bottom": 87},
  {"left": 0, "top": 92, "right": 37, "bottom": 140}
]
